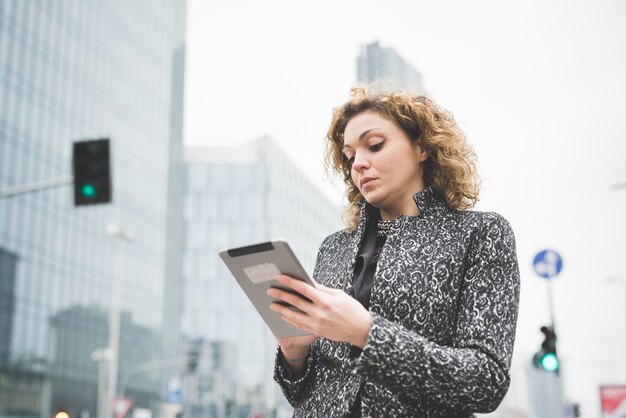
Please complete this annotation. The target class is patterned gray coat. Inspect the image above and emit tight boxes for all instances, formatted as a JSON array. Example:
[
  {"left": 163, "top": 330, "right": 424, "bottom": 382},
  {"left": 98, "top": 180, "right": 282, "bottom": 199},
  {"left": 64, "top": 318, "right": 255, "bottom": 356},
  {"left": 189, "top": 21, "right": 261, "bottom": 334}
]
[{"left": 274, "top": 188, "right": 520, "bottom": 417}]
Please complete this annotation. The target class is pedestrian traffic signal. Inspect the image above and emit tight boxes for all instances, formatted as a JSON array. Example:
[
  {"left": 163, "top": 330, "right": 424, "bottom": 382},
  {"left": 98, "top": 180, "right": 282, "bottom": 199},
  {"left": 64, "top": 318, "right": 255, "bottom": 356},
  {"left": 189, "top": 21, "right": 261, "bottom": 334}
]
[
  {"left": 72, "top": 138, "right": 112, "bottom": 206},
  {"left": 533, "top": 325, "right": 559, "bottom": 372}
]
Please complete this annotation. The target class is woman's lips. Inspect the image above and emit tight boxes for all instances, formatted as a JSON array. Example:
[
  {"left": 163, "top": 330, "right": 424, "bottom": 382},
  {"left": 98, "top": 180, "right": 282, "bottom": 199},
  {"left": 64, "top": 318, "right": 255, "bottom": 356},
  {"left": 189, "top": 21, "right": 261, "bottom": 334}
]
[{"left": 360, "top": 177, "right": 376, "bottom": 188}]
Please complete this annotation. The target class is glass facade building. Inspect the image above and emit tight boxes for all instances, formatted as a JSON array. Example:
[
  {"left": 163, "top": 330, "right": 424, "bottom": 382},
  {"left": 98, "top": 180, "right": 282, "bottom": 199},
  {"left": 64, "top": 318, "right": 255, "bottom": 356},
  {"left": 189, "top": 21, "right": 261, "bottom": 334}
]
[
  {"left": 357, "top": 41, "right": 424, "bottom": 92},
  {"left": 0, "top": 1, "right": 186, "bottom": 417},
  {"left": 182, "top": 138, "right": 342, "bottom": 416}
]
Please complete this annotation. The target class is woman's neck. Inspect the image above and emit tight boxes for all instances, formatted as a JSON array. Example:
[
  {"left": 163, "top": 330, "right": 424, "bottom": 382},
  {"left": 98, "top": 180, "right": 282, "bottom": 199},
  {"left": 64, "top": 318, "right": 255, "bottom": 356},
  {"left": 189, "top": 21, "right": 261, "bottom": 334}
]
[
  {"left": 378, "top": 190, "right": 423, "bottom": 220},
  {"left": 379, "top": 205, "right": 420, "bottom": 221}
]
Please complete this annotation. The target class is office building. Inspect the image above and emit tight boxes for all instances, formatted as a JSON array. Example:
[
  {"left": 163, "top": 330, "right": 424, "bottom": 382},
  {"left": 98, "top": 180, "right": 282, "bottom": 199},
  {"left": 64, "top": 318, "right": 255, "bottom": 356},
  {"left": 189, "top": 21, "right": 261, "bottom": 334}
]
[
  {"left": 182, "top": 137, "right": 342, "bottom": 415},
  {"left": 0, "top": 1, "right": 186, "bottom": 417},
  {"left": 357, "top": 40, "right": 424, "bottom": 92}
]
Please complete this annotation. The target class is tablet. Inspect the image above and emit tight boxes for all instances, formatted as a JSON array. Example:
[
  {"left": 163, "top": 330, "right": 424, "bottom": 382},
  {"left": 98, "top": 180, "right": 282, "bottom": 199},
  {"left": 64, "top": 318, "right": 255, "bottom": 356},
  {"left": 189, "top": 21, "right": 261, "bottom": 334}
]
[{"left": 218, "top": 239, "right": 315, "bottom": 339}]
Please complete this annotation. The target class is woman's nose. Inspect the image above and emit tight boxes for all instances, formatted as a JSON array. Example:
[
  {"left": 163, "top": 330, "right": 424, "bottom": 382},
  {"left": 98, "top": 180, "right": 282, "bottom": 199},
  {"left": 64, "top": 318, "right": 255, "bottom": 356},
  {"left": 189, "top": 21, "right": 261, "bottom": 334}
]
[{"left": 352, "top": 154, "right": 370, "bottom": 171}]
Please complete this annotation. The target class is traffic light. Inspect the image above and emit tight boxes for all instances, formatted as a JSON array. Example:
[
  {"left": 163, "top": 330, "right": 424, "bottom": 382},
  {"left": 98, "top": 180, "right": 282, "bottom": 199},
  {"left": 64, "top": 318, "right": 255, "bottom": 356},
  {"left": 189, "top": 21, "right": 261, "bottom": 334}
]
[
  {"left": 187, "top": 347, "right": 199, "bottom": 373},
  {"left": 533, "top": 325, "right": 559, "bottom": 372},
  {"left": 72, "top": 138, "right": 112, "bottom": 206},
  {"left": 224, "top": 399, "right": 235, "bottom": 417}
]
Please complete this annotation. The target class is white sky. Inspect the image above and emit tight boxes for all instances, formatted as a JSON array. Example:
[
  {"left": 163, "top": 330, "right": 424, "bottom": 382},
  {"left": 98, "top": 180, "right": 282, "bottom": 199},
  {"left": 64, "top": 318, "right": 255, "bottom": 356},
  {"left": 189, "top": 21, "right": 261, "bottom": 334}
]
[{"left": 184, "top": 0, "right": 626, "bottom": 414}]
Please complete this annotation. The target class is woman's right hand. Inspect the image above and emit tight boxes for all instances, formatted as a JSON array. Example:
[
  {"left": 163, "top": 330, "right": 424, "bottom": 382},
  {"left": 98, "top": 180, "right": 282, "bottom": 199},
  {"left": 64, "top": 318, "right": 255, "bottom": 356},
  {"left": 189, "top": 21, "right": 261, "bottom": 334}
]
[
  {"left": 278, "top": 334, "right": 317, "bottom": 360},
  {"left": 277, "top": 334, "right": 317, "bottom": 378}
]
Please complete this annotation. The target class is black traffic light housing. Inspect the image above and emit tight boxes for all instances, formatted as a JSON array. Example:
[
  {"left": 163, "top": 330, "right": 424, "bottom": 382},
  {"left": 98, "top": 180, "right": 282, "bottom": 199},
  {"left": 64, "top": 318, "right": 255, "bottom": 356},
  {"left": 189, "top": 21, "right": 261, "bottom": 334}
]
[
  {"left": 72, "top": 138, "right": 112, "bottom": 206},
  {"left": 187, "top": 346, "right": 199, "bottom": 373},
  {"left": 533, "top": 325, "right": 559, "bottom": 372}
]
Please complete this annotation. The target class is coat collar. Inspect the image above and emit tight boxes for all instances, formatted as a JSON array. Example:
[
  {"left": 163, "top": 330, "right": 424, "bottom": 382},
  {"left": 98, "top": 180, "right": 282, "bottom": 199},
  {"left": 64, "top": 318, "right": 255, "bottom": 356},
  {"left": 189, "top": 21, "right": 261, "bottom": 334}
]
[
  {"left": 357, "top": 186, "right": 449, "bottom": 224},
  {"left": 411, "top": 186, "right": 449, "bottom": 218}
]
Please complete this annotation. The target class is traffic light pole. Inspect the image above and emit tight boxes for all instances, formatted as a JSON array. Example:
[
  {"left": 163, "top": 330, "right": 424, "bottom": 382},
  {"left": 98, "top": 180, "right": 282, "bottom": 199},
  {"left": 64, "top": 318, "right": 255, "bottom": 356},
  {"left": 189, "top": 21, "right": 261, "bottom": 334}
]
[
  {"left": 105, "top": 223, "right": 134, "bottom": 418},
  {"left": 1, "top": 138, "right": 112, "bottom": 204},
  {"left": 545, "top": 278, "right": 567, "bottom": 417},
  {"left": 0, "top": 175, "right": 73, "bottom": 198}
]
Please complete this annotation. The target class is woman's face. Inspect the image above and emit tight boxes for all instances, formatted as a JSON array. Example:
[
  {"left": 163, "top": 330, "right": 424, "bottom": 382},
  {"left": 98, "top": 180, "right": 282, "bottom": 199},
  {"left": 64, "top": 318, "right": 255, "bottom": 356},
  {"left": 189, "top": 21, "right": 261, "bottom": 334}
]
[{"left": 342, "top": 111, "right": 428, "bottom": 219}]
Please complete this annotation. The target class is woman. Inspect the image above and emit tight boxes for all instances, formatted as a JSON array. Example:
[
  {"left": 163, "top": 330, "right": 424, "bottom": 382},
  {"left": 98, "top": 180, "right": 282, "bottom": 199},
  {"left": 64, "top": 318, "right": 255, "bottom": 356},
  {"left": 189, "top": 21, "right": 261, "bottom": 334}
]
[{"left": 267, "top": 85, "right": 520, "bottom": 417}]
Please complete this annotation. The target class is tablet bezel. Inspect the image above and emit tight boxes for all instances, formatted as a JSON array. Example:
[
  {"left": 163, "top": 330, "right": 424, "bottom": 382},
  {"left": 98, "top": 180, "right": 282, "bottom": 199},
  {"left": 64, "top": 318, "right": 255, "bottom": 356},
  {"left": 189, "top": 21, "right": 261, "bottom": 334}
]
[{"left": 218, "top": 239, "right": 314, "bottom": 339}]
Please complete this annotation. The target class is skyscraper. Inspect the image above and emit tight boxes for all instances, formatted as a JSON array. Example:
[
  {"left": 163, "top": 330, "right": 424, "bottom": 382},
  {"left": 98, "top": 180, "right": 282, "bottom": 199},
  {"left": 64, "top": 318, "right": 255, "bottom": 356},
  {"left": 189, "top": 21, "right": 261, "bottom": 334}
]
[
  {"left": 357, "top": 41, "right": 424, "bottom": 92},
  {"left": 0, "top": 1, "right": 186, "bottom": 417},
  {"left": 182, "top": 137, "right": 341, "bottom": 415}
]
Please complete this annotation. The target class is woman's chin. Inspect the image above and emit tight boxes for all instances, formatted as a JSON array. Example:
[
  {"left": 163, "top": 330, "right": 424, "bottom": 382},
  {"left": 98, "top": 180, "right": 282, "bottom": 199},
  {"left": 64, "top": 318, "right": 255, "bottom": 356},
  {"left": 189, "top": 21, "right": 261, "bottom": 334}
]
[{"left": 362, "top": 191, "right": 386, "bottom": 209}]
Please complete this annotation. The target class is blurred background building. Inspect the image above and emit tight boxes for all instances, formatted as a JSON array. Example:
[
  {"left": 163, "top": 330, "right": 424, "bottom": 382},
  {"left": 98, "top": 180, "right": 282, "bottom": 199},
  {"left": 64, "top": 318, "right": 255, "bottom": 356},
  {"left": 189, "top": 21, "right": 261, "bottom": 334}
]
[
  {"left": 0, "top": 1, "right": 186, "bottom": 418},
  {"left": 182, "top": 138, "right": 341, "bottom": 417},
  {"left": 357, "top": 41, "right": 424, "bottom": 93}
]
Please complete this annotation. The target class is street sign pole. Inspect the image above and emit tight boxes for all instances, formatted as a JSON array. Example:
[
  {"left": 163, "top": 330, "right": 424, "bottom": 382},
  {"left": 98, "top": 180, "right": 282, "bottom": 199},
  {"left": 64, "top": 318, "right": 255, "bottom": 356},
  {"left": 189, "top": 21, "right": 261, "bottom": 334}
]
[
  {"left": 533, "top": 249, "right": 564, "bottom": 330},
  {"left": 547, "top": 280, "right": 556, "bottom": 330},
  {"left": 532, "top": 249, "right": 565, "bottom": 418}
]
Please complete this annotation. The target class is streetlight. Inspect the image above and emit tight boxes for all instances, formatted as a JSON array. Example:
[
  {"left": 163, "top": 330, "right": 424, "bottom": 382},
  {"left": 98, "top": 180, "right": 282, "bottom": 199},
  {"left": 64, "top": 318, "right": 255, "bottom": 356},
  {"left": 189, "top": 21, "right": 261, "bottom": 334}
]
[
  {"left": 91, "top": 348, "right": 113, "bottom": 418},
  {"left": 104, "top": 223, "right": 134, "bottom": 418}
]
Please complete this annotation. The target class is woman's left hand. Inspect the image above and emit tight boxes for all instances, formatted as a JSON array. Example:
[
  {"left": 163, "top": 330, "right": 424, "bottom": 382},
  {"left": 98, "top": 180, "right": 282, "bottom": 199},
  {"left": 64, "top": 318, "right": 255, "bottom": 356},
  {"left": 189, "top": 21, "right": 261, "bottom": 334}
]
[{"left": 267, "top": 274, "right": 373, "bottom": 348}]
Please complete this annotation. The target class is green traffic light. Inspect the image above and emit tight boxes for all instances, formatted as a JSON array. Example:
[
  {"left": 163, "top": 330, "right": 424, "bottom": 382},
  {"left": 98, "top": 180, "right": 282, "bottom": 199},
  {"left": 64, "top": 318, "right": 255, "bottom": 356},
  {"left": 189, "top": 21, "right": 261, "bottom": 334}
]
[
  {"left": 82, "top": 184, "right": 96, "bottom": 198},
  {"left": 540, "top": 353, "right": 559, "bottom": 371}
]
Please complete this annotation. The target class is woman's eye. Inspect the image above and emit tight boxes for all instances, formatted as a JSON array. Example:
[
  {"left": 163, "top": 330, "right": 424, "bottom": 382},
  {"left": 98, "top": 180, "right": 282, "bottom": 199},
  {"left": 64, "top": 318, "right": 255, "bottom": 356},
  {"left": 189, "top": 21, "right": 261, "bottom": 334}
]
[
  {"left": 347, "top": 156, "right": 355, "bottom": 165},
  {"left": 369, "top": 142, "right": 384, "bottom": 152}
]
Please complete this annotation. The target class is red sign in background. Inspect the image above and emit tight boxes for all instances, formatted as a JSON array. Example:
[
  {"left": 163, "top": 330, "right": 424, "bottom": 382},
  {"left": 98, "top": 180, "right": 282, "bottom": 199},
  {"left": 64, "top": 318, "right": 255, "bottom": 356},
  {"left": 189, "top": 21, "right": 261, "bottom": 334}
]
[
  {"left": 600, "top": 386, "right": 626, "bottom": 417},
  {"left": 112, "top": 397, "right": 134, "bottom": 418}
]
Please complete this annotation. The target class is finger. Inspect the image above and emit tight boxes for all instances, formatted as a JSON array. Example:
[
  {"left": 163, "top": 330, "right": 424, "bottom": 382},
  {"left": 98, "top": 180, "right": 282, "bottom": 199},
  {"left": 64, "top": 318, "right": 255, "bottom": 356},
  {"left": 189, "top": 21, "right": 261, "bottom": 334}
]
[
  {"left": 269, "top": 301, "right": 295, "bottom": 317},
  {"left": 272, "top": 304, "right": 312, "bottom": 332},
  {"left": 275, "top": 275, "right": 322, "bottom": 303},
  {"left": 268, "top": 301, "right": 282, "bottom": 316},
  {"left": 308, "top": 276, "right": 342, "bottom": 295},
  {"left": 314, "top": 283, "right": 337, "bottom": 294},
  {"left": 309, "top": 282, "right": 345, "bottom": 297},
  {"left": 281, "top": 314, "right": 316, "bottom": 335},
  {"left": 267, "top": 287, "right": 314, "bottom": 313},
  {"left": 281, "top": 315, "right": 301, "bottom": 330},
  {"left": 280, "top": 316, "right": 311, "bottom": 332}
]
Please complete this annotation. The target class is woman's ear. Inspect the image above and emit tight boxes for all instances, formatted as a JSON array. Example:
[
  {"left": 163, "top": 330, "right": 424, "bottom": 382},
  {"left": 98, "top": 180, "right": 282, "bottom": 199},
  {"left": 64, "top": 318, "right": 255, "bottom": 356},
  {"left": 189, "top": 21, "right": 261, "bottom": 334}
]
[{"left": 415, "top": 145, "right": 429, "bottom": 162}]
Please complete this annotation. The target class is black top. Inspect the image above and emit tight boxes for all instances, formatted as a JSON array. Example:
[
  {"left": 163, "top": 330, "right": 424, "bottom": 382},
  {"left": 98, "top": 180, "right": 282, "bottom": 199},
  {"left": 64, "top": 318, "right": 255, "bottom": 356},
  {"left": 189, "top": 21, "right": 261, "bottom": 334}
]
[
  {"left": 349, "top": 214, "right": 392, "bottom": 418},
  {"left": 278, "top": 215, "right": 392, "bottom": 392}
]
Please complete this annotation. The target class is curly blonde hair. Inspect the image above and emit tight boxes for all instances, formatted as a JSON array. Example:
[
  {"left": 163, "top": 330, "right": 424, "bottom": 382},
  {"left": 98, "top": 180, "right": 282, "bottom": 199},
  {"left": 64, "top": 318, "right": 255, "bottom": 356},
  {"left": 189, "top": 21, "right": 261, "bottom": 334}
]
[{"left": 325, "top": 85, "right": 480, "bottom": 231}]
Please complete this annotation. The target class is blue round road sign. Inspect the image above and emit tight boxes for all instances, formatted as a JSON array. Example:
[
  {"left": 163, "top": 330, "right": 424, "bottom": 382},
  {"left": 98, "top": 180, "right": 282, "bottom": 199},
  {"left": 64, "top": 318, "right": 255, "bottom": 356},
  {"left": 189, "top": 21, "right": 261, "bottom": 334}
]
[
  {"left": 165, "top": 377, "right": 183, "bottom": 405},
  {"left": 533, "top": 250, "right": 563, "bottom": 279}
]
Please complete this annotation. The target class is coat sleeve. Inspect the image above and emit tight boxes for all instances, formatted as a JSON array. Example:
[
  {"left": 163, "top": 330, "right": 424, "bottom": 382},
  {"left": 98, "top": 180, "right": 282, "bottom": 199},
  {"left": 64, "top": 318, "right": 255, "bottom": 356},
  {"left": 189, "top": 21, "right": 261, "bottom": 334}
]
[
  {"left": 273, "top": 344, "right": 318, "bottom": 407},
  {"left": 272, "top": 233, "right": 337, "bottom": 406},
  {"left": 347, "top": 213, "right": 520, "bottom": 413}
]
